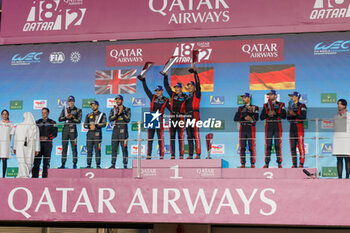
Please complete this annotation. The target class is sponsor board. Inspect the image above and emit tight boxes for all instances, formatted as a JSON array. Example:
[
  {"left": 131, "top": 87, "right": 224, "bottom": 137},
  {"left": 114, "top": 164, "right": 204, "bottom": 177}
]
[
  {"left": 322, "top": 166, "right": 338, "bottom": 177},
  {"left": 131, "top": 145, "right": 145, "bottom": 155},
  {"left": 132, "top": 98, "right": 146, "bottom": 107},
  {"left": 80, "top": 145, "right": 87, "bottom": 155},
  {"left": 211, "top": 144, "right": 225, "bottom": 154},
  {"left": 23, "top": 0, "right": 86, "bottom": 32},
  {"left": 82, "top": 99, "right": 95, "bottom": 108},
  {"left": 33, "top": 100, "right": 47, "bottom": 109},
  {"left": 106, "top": 39, "right": 283, "bottom": 67},
  {"left": 10, "top": 100, "right": 23, "bottom": 110},
  {"left": 56, "top": 145, "right": 70, "bottom": 156},
  {"left": 321, "top": 143, "right": 333, "bottom": 154},
  {"left": 321, "top": 93, "right": 337, "bottom": 103},
  {"left": 210, "top": 96, "right": 224, "bottom": 105},
  {"left": 11, "top": 52, "right": 43, "bottom": 65},
  {"left": 322, "top": 120, "right": 334, "bottom": 129},
  {"left": 49, "top": 52, "right": 65, "bottom": 64}
]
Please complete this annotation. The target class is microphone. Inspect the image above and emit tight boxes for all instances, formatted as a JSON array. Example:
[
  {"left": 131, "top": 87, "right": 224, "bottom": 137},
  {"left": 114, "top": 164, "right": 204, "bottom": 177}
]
[{"left": 303, "top": 169, "right": 313, "bottom": 177}]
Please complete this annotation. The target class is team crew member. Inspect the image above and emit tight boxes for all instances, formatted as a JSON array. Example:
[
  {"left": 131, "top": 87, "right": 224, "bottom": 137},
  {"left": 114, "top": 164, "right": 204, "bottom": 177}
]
[
  {"left": 287, "top": 91, "right": 307, "bottom": 168},
  {"left": 332, "top": 99, "right": 350, "bottom": 179},
  {"left": 32, "top": 108, "right": 58, "bottom": 178},
  {"left": 234, "top": 93, "right": 259, "bottom": 168},
  {"left": 138, "top": 74, "right": 169, "bottom": 159},
  {"left": 183, "top": 64, "right": 201, "bottom": 159},
  {"left": 83, "top": 101, "right": 107, "bottom": 168},
  {"left": 260, "top": 90, "right": 286, "bottom": 168},
  {"left": 163, "top": 72, "right": 188, "bottom": 159},
  {"left": 0, "top": 110, "right": 14, "bottom": 178},
  {"left": 58, "top": 96, "right": 82, "bottom": 169},
  {"left": 109, "top": 95, "right": 131, "bottom": 168}
]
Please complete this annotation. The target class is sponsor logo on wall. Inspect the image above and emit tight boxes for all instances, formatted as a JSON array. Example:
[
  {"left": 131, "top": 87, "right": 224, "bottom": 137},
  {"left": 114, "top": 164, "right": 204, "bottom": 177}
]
[
  {"left": 148, "top": 0, "right": 231, "bottom": 24},
  {"left": 132, "top": 98, "right": 146, "bottom": 107},
  {"left": 106, "top": 39, "right": 283, "bottom": 67},
  {"left": 314, "top": 40, "right": 350, "bottom": 55},
  {"left": 321, "top": 93, "right": 337, "bottom": 103},
  {"left": 70, "top": 51, "right": 81, "bottom": 63},
  {"left": 57, "top": 99, "right": 68, "bottom": 108},
  {"left": 310, "top": 0, "right": 350, "bottom": 20},
  {"left": 10, "top": 100, "right": 23, "bottom": 110},
  {"left": 80, "top": 145, "right": 87, "bottom": 155},
  {"left": 11, "top": 52, "right": 43, "bottom": 66},
  {"left": 322, "top": 166, "right": 338, "bottom": 177},
  {"left": 107, "top": 98, "right": 117, "bottom": 108},
  {"left": 82, "top": 99, "right": 95, "bottom": 108},
  {"left": 321, "top": 143, "right": 333, "bottom": 154},
  {"left": 242, "top": 42, "right": 279, "bottom": 58},
  {"left": 211, "top": 144, "right": 225, "bottom": 154},
  {"left": 210, "top": 96, "right": 224, "bottom": 105},
  {"left": 23, "top": 0, "right": 87, "bottom": 32},
  {"left": 56, "top": 145, "right": 70, "bottom": 156},
  {"left": 131, "top": 145, "right": 145, "bottom": 155},
  {"left": 322, "top": 120, "right": 334, "bottom": 129},
  {"left": 33, "top": 100, "right": 47, "bottom": 109},
  {"left": 49, "top": 52, "right": 65, "bottom": 64}
]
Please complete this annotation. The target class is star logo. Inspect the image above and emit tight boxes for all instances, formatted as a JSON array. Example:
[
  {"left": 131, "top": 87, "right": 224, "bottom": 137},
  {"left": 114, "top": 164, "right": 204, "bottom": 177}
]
[{"left": 144, "top": 110, "right": 161, "bottom": 129}]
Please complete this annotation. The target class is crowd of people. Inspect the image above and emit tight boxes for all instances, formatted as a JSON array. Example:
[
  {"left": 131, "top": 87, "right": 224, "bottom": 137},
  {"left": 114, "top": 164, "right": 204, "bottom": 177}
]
[{"left": 0, "top": 63, "right": 348, "bottom": 178}]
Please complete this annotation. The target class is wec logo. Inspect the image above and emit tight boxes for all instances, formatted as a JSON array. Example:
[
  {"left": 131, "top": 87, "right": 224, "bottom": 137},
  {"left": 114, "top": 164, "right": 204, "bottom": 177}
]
[
  {"left": 314, "top": 40, "right": 350, "bottom": 55},
  {"left": 11, "top": 52, "right": 43, "bottom": 66},
  {"left": 23, "top": 0, "right": 87, "bottom": 32}
]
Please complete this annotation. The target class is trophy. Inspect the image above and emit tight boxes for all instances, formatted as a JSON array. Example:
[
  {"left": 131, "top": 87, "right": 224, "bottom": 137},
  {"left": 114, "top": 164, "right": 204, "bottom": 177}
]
[
  {"left": 137, "top": 61, "right": 154, "bottom": 80},
  {"left": 192, "top": 49, "right": 200, "bottom": 64},
  {"left": 160, "top": 56, "right": 178, "bottom": 76},
  {"left": 114, "top": 105, "right": 118, "bottom": 115},
  {"left": 95, "top": 112, "right": 103, "bottom": 124},
  {"left": 288, "top": 100, "right": 293, "bottom": 112}
]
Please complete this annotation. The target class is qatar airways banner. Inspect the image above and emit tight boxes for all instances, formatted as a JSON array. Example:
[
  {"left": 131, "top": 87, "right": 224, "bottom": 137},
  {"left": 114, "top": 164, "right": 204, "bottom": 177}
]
[
  {"left": 2, "top": 0, "right": 350, "bottom": 44},
  {"left": 2, "top": 178, "right": 350, "bottom": 226},
  {"left": 106, "top": 39, "right": 283, "bottom": 67}
]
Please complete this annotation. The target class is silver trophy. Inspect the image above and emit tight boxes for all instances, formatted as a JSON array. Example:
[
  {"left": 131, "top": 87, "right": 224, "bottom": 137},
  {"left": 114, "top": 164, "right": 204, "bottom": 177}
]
[{"left": 160, "top": 57, "right": 178, "bottom": 76}]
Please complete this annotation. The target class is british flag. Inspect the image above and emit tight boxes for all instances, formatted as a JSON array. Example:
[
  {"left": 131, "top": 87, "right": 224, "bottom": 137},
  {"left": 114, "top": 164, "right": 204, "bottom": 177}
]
[{"left": 95, "top": 69, "right": 137, "bottom": 94}]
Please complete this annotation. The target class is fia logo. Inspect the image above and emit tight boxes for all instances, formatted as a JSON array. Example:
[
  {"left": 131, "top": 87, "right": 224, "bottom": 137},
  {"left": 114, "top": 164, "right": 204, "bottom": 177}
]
[
  {"left": 49, "top": 52, "right": 65, "bottom": 64},
  {"left": 144, "top": 110, "right": 162, "bottom": 129},
  {"left": 23, "top": 0, "right": 87, "bottom": 32}
]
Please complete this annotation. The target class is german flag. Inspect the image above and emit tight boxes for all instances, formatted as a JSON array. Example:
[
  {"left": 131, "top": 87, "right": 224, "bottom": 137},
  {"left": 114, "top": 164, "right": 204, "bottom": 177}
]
[
  {"left": 170, "top": 67, "right": 214, "bottom": 92},
  {"left": 250, "top": 64, "right": 295, "bottom": 90}
]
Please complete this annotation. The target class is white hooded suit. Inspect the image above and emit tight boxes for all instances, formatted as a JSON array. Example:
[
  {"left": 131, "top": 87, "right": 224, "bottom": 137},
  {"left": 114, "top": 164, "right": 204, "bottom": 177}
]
[{"left": 13, "top": 112, "right": 40, "bottom": 178}]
